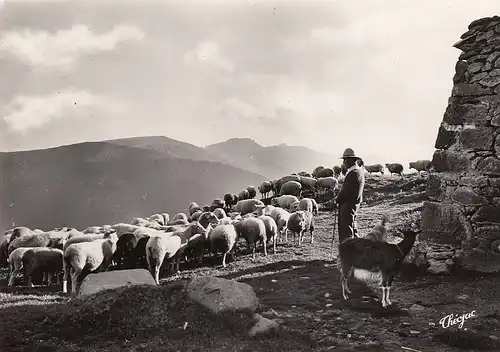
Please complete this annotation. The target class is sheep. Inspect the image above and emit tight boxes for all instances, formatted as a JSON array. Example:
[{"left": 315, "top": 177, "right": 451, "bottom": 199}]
[
  {"left": 131, "top": 218, "right": 150, "bottom": 227},
  {"left": 257, "top": 205, "right": 290, "bottom": 242},
  {"left": 223, "top": 193, "right": 237, "bottom": 210},
  {"left": 62, "top": 233, "right": 119, "bottom": 294},
  {"left": 316, "top": 177, "right": 339, "bottom": 195},
  {"left": 239, "top": 189, "right": 250, "bottom": 200},
  {"left": 11, "top": 227, "right": 33, "bottom": 239},
  {"left": 210, "top": 198, "right": 225, "bottom": 211},
  {"left": 22, "top": 248, "right": 63, "bottom": 287},
  {"left": 172, "top": 212, "right": 188, "bottom": 222},
  {"left": 213, "top": 208, "right": 227, "bottom": 220},
  {"left": 333, "top": 166, "right": 342, "bottom": 177},
  {"left": 246, "top": 186, "right": 257, "bottom": 199},
  {"left": 312, "top": 166, "right": 325, "bottom": 178},
  {"left": 191, "top": 212, "right": 220, "bottom": 261},
  {"left": 112, "top": 233, "right": 150, "bottom": 270},
  {"left": 189, "top": 202, "right": 202, "bottom": 216},
  {"left": 167, "top": 218, "right": 189, "bottom": 226},
  {"left": 149, "top": 213, "right": 170, "bottom": 225},
  {"left": 258, "top": 181, "right": 273, "bottom": 198},
  {"left": 0, "top": 232, "right": 17, "bottom": 266},
  {"left": 279, "top": 180, "right": 302, "bottom": 197},
  {"left": 67, "top": 229, "right": 86, "bottom": 239},
  {"left": 299, "top": 176, "right": 318, "bottom": 192},
  {"left": 409, "top": 160, "right": 432, "bottom": 176},
  {"left": 258, "top": 215, "right": 278, "bottom": 254},
  {"left": 338, "top": 229, "right": 419, "bottom": 308},
  {"left": 146, "top": 222, "right": 208, "bottom": 284},
  {"left": 385, "top": 163, "right": 404, "bottom": 177},
  {"left": 298, "top": 171, "right": 312, "bottom": 177},
  {"left": 233, "top": 199, "right": 265, "bottom": 215},
  {"left": 271, "top": 195, "right": 299, "bottom": 209},
  {"left": 316, "top": 168, "right": 334, "bottom": 178},
  {"left": 364, "top": 164, "right": 385, "bottom": 175},
  {"left": 110, "top": 223, "right": 140, "bottom": 238},
  {"left": 8, "top": 233, "right": 62, "bottom": 255},
  {"left": 62, "top": 232, "right": 116, "bottom": 253},
  {"left": 233, "top": 217, "right": 267, "bottom": 260},
  {"left": 7, "top": 247, "right": 34, "bottom": 286},
  {"left": 274, "top": 175, "right": 301, "bottom": 195},
  {"left": 190, "top": 210, "right": 203, "bottom": 222},
  {"left": 290, "top": 200, "right": 300, "bottom": 212},
  {"left": 202, "top": 205, "right": 211, "bottom": 212},
  {"left": 207, "top": 224, "right": 238, "bottom": 267},
  {"left": 294, "top": 198, "right": 318, "bottom": 216},
  {"left": 287, "top": 211, "right": 315, "bottom": 246}
]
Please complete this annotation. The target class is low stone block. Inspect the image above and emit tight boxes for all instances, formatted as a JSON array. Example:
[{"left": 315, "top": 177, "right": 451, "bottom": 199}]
[
  {"left": 421, "top": 201, "right": 471, "bottom": 245},
  {"left": 451, "top": 187, "right": 489, "bottom": 205},
  {"left": 458, "top": 127, "right": 494, "bottom": 150},
  {"left": 471, "top": 205, "right": 500, "bottom": 223},
  {"left": 78, "top": 269, "right": 157, "bottom": 296}
]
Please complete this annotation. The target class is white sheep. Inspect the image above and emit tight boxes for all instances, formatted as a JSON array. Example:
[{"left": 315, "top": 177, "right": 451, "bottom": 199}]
[
  {"left": 63, "top": 232, "right": 116, "bottom": 253},
  {"left": 131, "top": 217, "right": 150, "bottom": 227},
  {"left": 62, "top": 233, "right": 119, "bottom": 294},
  {"left": 287, "top": 211, "right": 315, "bottom": 246},
  {"left": 7, "top": 247, "right": 34, "bottom": 286},
  {"left": 295, "top": 198, "right": 318, "bottom": 216},
  {"left": 258, "top": 215, "right": 278, "bottom": 254},
  {"left": 316, "top": 177, "right": 339, "bottom": 195},
  {"left": 148, "top": 213, "right": 170, "bottom": 226},
  {"left": 172, "top": 212, "right": 188, "bottom": 222},
  {"left": 167, "top": 218, "right": 189, "bottom": 226},
  {"left": 110, "top": 223, "right": 140, "bottom": 238},
  {"left": 233, "top": 199, "right": 265, "bottom": 215},
  {"left": 8, "top": 233, "right": 63, "bottom": 255},
  {"left": 146, "top": 222, "right": 208, "bottom": 284},
  {"left": 208, "top": 224, "right": 238, "bottom": 267},
  {"left": 271, "top": 195, "right": 299, "bottom": 209},
  {"left": 256, "top": 205, "right": 290, "bottom": 243},
  {"left": 233, "top": 217, "right": 267, "bottom": 260},
  {"left": 22, "top": 247, "right": 63, "bottom": 287},
  {"left": 299, "top": 176, "right": 318, "bottom": 192},
  {"left": 82, "top": 226, "right": 104, "bottom": 234}
]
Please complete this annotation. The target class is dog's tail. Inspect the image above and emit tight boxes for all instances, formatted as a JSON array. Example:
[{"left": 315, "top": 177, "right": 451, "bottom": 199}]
[{"left": 379, "top": 213, "right": 390, "bottom": 226}]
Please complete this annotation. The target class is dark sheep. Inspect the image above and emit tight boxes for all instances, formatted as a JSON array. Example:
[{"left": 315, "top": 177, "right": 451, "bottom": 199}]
[{"left": 385, "top": 163, "right": 404, "bottom": 176}]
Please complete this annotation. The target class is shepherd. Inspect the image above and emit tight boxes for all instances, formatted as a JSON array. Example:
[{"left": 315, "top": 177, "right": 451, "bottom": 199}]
[{"left": 334, "top": 148, "right": 365, "bottom": 246}]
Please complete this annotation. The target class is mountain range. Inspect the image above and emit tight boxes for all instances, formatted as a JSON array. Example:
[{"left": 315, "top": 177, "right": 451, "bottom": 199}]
[{"left": 0, "top": 136, "right": 335, "bottom": 232}]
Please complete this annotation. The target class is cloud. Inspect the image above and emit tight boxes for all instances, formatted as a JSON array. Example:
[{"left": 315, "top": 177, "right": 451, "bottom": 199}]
[
  {"left": 3, "top": 89, "right": 123, "bottom": 134},
  {"left": 0, "top": 24, "right": 144, "bottom": 69},
  {"left": 184, "top": 40, "right": 234, "bottom": 72}
]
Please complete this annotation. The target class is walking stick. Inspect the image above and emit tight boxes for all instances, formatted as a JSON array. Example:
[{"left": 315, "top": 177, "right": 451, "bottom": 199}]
[{"left": 331, "top": 206, "right": 337, "bottom": 260}]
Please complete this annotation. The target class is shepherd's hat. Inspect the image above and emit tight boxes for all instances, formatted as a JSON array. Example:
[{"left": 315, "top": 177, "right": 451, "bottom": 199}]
[{"left": 340, "top": 148, "right": 360, "bottom": 159}]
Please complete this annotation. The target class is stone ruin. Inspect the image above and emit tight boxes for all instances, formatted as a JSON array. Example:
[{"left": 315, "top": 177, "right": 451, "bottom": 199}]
[{"left": 421, "top": 15, "right": 500, "bottom": 273}]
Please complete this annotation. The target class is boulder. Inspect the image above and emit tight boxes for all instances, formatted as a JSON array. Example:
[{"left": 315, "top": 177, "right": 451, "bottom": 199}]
[
  {"left": 186, "top": 276, "right": 259, "bottom": 315},
  {"left": 420, "top": 201, "right": 472, "bottom": 245},
  {"left": 248, "top": 313, "right": 281, "bottom": 337},
  {"left": 78, "top": 269, "right": 157, "bottom": 296}
]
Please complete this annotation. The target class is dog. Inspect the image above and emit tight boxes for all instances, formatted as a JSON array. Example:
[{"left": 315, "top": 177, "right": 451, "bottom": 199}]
[{"left": 363, "top": 214, "right": 390, "bottom": 242}]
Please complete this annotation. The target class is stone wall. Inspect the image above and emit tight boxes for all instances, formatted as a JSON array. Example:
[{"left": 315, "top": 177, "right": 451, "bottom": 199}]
[{"left": 421, "top": 16, "right": 500, "bottom": 273}]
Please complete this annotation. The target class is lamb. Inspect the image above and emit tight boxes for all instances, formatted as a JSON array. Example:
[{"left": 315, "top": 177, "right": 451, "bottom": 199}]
[
  {"left": 213, "top": 208, "right": 227, "bottom": 220},
  {"left": 233, "top": 217, "right": 267, "bottom": 259},
  {"left": 409, "top": 160, "right": 432, "bottom": 176},
  {"left": 110, "top": 223, "right": 140, "bottom": 238},
  {"left": 258, "top": 215, "right": 278, "bottom": 254},
  {"left": 146, "top": 222, "right": 208, "bottom": 284},
  {"left": 8, "top": 233, "right": 62, "bottom": 255},
  {"left": 279, "top": 180, "right": 302, "bottom": 197},
  {"left": 210, "top": 198, "right": 225, "bottom": 211},
  {"left": 271, "top": 195, "right": 299, "bottom": 209},
  {"left": 299, "top": 176, "right": 318, "bottom": 192},
  {"left": 22, "top": 247, "right": 63, "bottom": 287},
  {"left": 233, "top": 199, "right": 265, "bottom": 215},
  {"left": 207, "top": 224, "right": 238, "bottom": 267},
  {"left": 287, "top": 211, "right": 315, "bottom": 246},
  {"left": 333, "top": 166, "right": 342, "bottom": 177},
  {"left": 338, "top": 229, "right": 420, "bottom": 308},
  {"left": 239, "top": 189, "right": 250, "bottom": 200},
  {"left": 62, "top": 233, "right": 119, "bottom": 294},
  {"left": 364, "top": 164, "right": 385, "bottom": 175},
  {"left": 258, "top": 181, "right": 273, "bottom": 198},
  {"left": 246, "top": 186, "right": 257, "bottom": 199},
  {"left": 171, "top": 212, "right": 188, "bottom": 222},
  {"left": 364, "top": 214, "right": 390, "bottom": 242},
  {"left": 385, "top": 163, "right": 404, "bottom": 177},
  {"left": 312, "top": 166, "right": 325, "bottom": 178},
  {"left": 7, "top": 247, "right": 34, "bottom": 286},
  {"left": 316, "top": 168, "right": 334, "bottom": 178}
]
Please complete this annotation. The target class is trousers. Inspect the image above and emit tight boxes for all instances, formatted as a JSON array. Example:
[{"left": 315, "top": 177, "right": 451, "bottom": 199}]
[{"left": 337, "top": 202, "right": 360, "bottom": 244}]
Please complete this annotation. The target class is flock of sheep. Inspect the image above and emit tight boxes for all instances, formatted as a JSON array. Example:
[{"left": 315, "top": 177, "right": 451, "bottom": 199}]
[{"left": 0, "top": 158, "right": 432, "bottom": 295}]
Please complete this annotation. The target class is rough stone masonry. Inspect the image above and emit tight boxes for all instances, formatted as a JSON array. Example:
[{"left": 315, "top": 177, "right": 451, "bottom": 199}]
[{"left": 422, "top": 15, "right": 500, "bottom": 273}]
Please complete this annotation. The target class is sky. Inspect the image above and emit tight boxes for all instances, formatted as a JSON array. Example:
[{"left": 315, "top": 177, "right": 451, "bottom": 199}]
[{"left": 0, "top": 0, "right": 499, "bottom": 166}]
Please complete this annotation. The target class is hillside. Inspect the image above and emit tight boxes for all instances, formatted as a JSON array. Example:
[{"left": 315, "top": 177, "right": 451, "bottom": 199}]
[
  {"left": 205, "top": 138, "right": 337, "bottom": 179},
  {"left": 0, "top": 140, "right": 267, "bottom": 232}
]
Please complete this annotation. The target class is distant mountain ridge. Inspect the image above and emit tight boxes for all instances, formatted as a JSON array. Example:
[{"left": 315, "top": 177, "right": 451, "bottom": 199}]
[{"left": 205, "top": 137, "right": 337, "bottom": 179}]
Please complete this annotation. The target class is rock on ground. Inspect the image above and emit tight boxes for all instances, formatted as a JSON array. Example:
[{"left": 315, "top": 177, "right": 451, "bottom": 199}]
[
  {"left": 186, "top": 276, "right": 259, "bottom": 315},
  {"left": 248, "top": 313, "right": 281, "bottom": 337},
  {"left": 78, "top": 269, "right": 157, "bottom": 296}
]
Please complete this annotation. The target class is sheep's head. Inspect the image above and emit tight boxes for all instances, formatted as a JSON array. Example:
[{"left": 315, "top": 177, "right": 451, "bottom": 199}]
[{"left": 189, "top": 221, "right": 209, "bottom": 237}]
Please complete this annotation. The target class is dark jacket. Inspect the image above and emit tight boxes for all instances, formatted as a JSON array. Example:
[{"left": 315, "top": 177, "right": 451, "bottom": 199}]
[{"left": 336, "top": 167, "right": 365, "bottom": 205}]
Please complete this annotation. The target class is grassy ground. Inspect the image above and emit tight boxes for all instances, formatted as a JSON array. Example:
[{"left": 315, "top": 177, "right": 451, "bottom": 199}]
[{"left": 1, "top": 173, "right": 499, "bottom": 352}]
